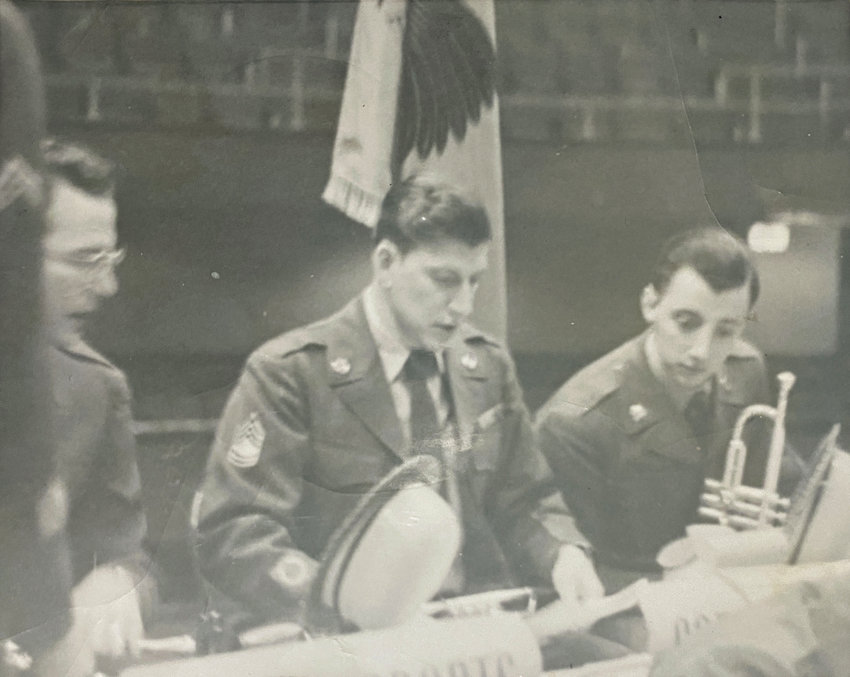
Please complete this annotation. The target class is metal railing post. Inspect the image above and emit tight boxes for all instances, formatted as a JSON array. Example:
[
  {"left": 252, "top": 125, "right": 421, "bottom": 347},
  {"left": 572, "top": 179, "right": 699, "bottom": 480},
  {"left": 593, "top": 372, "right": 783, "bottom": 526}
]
[
  {"left": 86, "top": 77, "right": 102, "bottom": 122},
  {"left": 581, "top": 104, "right": 597, "bottom": 141},
  {"left": 714, "top": 69, "right": 728, "bottom": 107},
  {"left": 819, "top": 79, "right": 832, "bottom": 138},
  {"left": 774, "top": 0, "right": 788, "bottom": 51},
  {"left": 291, "top": 56, "right": 305, "bottom": 132},
  {"left": 795, "top": 36, "right": 807, "bottom": 77},
  {"left": 748, "top": 70, "right": 762, "bottom": 143}
]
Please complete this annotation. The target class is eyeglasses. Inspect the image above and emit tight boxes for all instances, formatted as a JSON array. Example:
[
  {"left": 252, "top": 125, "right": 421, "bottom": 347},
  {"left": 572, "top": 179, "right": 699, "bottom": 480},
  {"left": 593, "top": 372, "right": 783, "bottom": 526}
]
[{"left": 46, "top": 247, "right": 126, "bottom": 272}]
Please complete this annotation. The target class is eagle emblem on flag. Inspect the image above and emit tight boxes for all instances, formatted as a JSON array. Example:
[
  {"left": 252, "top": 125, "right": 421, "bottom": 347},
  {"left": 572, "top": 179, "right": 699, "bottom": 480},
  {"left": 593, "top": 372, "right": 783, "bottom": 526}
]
[{"left": 386, "top": 0, "right": 496, "bottom": 171}]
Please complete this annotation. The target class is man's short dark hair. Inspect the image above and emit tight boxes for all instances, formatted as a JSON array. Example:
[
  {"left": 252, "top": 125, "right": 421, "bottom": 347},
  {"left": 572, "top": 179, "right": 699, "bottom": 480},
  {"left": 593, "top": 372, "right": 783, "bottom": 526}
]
[
  {"left": 42, "top": 138, "right": 115, "bottom": 197},
  {"left": 652, "top": 227, "right": 760, "bottom": 307},
  {"left": 374, "top": 175, "right": 491, "bottom": 254}
]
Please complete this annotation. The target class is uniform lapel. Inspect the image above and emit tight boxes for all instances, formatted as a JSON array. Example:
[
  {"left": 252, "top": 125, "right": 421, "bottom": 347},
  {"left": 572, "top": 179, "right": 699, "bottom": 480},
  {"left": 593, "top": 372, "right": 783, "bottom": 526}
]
[
  {"left": 710, "top": 368, "right": 752, "bottom": 477},
  {"left": 620, "top": 339, "right": 705, "bottom": 465},
  {"left": 444, "top": 333, "right": 490, "bottom": 446},
  {"left": 716, "top": 369, "right": 751, "bottom": 420},
  {"left": 326, "top": 298, "right": 406, "bottom": 458},
  {"left": 443, "top": 333, "right": 513, "bottom": 590}
]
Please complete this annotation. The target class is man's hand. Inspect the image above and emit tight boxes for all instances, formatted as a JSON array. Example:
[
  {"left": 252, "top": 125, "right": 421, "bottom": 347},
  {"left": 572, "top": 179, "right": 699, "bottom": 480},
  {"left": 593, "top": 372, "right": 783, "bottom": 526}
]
[
  {"left": 72, "top": 564, "right": 144, "bottom": 660},
  {"left": 31, "top": 565, "right": 144, "bottom": 677},
  {"left": 551, "top": 544, "right": 604, "bottom": 606}
]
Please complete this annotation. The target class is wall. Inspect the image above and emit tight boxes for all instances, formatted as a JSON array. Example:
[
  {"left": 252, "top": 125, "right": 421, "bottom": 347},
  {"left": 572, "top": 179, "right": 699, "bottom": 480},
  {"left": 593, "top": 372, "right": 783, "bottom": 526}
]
[{"left": 67, "top": 129, "right": 849, "bottom": 363}]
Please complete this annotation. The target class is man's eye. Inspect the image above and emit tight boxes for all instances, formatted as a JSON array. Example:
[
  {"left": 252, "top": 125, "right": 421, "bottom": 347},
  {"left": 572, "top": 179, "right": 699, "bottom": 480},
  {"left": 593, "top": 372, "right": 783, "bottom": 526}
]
[
  {"left": 431, "top": 273, "right": 459, "bottom": 287},
  {"left": 716, "top": 325, "right": 739, "bottom": 339},
  {"left": 675, "top": 315, "right": 701, "bottom": 332}
]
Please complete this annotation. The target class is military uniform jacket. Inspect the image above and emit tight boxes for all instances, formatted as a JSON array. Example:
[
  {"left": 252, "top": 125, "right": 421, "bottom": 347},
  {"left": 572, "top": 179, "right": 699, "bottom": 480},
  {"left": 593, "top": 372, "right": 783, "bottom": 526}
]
[
  {"left": 535, "top": 333, "right": 771, "bottom": 586},
  {"left": 50, "top": 340, "right": 148, "bottom": 584},
  {"left": 194, "top": 296, "right": 583, "bottom": 622}
]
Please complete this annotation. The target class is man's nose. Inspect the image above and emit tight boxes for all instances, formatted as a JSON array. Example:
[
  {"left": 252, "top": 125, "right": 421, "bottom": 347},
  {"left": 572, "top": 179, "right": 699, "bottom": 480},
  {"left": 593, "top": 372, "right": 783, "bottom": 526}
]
[
  {"left": 448, "top": 282, "right": 476, "bottom": 318},
  {"left": 686, "top": 327, "right": 713, "bottom": 363},
  {"left": 93, "top": 267, "right": 118, "bottom": 299}
]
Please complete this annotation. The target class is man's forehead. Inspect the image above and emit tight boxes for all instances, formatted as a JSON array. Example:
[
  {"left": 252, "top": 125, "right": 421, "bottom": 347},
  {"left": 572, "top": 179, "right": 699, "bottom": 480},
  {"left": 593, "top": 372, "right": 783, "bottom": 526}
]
[
  {"left": 45, "top": 180, "right": 117, "bottom": 252},
  {"left": 661, "top": 267, "right": 750, "bottom": 318},
  {"left": 408, "top": 239, "right": 489, "bottom": 266}
]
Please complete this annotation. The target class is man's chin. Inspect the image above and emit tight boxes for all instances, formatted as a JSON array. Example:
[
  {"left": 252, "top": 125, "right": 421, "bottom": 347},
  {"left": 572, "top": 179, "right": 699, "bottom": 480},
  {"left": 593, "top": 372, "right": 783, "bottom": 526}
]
[
  {"left": 52, "top": 314, "right": 88, "bottom": 340},
  {"left": 425, "top": 326, "right": 458, "bottom": 349},
  {"left": 673, "top": 368, "right": 712, "bottom": 391}
]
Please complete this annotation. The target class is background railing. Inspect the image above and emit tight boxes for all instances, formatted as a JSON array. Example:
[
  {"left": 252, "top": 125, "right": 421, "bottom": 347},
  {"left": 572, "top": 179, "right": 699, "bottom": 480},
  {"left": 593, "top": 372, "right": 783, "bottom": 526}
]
[{"left": 24, "top": 0, "right": 850, "bottom": 145}]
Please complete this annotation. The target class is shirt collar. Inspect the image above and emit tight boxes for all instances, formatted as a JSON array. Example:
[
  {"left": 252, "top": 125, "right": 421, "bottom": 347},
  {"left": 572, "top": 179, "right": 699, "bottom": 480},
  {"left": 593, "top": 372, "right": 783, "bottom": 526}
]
[{"left": 362, "top": 285, "right": 445, "bottom": 384}]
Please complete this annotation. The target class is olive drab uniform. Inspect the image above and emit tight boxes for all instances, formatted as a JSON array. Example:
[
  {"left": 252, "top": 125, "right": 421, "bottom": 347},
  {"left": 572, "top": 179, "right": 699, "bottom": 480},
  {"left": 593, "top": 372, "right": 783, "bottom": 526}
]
[
  {"left": 535, "top": 332, "right": 787, "bottom": 592},
  {"left": 194, "top": 296, "right": 584, "bottom": 623},
  {"left": 50, "top": 339, "right": 149, "bottom": 585}
]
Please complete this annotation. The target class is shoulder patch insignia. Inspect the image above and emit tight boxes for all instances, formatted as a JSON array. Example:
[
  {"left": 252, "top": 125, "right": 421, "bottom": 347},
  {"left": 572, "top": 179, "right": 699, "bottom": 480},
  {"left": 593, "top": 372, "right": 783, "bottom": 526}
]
[
  {"left": 227, "top": 413, "right": 266, "bottom": 469},
  {"left": 270, "top": 552, "right": 309, "bottom": 590}
]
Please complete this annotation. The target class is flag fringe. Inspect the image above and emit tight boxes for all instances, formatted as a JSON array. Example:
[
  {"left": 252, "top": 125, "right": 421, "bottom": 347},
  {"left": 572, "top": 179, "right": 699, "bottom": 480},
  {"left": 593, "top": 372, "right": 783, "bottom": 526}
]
[{"left": 322, "top": 174, "right": 384, "bottom": 229}]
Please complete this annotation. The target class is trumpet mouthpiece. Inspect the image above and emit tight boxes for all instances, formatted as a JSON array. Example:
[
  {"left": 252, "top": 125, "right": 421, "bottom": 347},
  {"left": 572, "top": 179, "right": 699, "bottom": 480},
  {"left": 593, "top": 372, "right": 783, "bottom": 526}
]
[{"left": 777, "top": 372, "right": 796, "bottom": 390}]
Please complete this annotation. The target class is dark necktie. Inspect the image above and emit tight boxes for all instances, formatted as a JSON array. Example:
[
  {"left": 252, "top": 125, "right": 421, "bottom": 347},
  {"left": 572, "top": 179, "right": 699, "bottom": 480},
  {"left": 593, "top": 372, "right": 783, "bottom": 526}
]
[
  {"left": 404, "top": 350, "right": 465, "bottom": 592},
  {"left": 684, "top": 389, "right": 715, "bottom": 443},
  {"left": 404, "top": 351, "right": 510, "bottom": 593},
  {"left": 403, "top": 349, "right": 441, "bottom": 455}
]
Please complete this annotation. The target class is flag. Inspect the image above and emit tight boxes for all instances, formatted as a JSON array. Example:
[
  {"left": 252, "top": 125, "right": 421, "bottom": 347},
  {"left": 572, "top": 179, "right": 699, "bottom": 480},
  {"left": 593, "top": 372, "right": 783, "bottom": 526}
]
[{"left": 323, "top": 0, "right": 507, "bottom": 339}]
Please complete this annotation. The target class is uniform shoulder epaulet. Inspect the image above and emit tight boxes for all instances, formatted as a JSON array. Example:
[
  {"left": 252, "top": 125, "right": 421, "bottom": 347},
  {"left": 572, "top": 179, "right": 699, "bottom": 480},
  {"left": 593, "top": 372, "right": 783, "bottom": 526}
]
[
  {"left": 59, "top": 339, "right": 117, "bottom": 371},
  {"left": 251, "top": 322, "right": 329, "bottom": 364},
  {"left": 55, "top": 341, "right": 129, "bottom": 398},
  {"left": 727, "top": 338, "right": 764, "bottom": 361},
  {"left": 566, "top": 359, "right": 623, "bottom": 412},
  {"left": 550, "top": 340, "right": 635, "bottom": 414}
]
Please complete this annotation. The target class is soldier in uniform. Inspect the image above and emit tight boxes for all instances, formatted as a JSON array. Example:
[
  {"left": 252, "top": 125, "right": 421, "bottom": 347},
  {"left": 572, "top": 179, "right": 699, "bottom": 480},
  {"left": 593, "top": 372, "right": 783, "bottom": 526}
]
[
  {"left": 536, "top": 228, "right": 799, "bottom": 594},
  {"left": 194, "top": 176, "right": 603, "bottom": 627},
  {"left": 35, "top": 140, "right": 150, "bottom": 674},
  {"left": 0, "top": 1, "right": 73, "bottom": 670}
]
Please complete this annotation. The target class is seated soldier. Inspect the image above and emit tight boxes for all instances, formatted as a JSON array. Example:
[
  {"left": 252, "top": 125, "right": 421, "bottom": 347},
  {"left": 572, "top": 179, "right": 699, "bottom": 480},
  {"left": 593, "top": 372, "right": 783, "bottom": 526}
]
[
  {"left": 193, "top": 175, "right": 603, "bottom": 628},
  {"left": 35, "top": 140, "right": 151, "bottom": 675},
  {"left": 536, "top": 228, "right": 801, "bottom": 593}
]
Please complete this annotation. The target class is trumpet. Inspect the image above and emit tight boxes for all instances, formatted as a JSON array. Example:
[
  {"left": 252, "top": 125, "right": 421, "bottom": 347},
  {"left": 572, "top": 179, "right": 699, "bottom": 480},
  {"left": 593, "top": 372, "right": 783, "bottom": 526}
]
[{"left": 699, "top": 372, "right": 796, "bottom": 529}]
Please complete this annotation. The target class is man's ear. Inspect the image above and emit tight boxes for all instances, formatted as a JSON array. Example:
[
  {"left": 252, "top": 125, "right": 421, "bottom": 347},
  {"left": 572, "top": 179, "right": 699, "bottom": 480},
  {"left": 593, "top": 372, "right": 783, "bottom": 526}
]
[
  {"left": 640, "top": 284, "right": 660, "bottom": 323},
  {"left": 372, "top": 241, "right": 400, "bottom": 287}
]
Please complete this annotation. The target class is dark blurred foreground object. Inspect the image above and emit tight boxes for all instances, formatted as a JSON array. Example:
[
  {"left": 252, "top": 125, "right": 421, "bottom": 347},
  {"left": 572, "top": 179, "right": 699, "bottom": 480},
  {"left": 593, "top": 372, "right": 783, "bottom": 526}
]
[
  {"left": 650, "top": 567, "right": 850, "bottom": 677},
  {"left": 0, "top": 0, "right": 72, "bottom": 662}
]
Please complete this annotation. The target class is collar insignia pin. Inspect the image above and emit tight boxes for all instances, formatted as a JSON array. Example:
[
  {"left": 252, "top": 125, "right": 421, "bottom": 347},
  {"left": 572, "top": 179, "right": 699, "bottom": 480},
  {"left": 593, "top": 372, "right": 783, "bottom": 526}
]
[
  {"left": 461, "top": 352, "right": 478, "bottom": 371},
  {"left": 330, "top": 357, "right": 351, "bottom": 376},
  {"left": 629, "top": 403, "right": 648, "bottom": 422}
]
